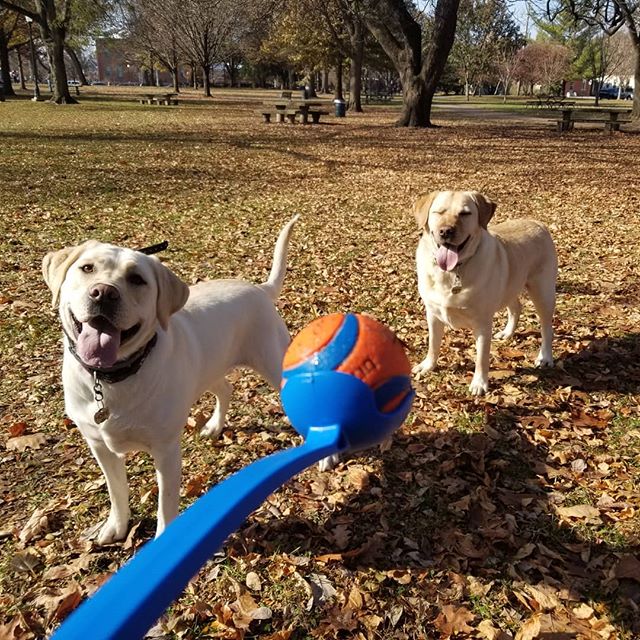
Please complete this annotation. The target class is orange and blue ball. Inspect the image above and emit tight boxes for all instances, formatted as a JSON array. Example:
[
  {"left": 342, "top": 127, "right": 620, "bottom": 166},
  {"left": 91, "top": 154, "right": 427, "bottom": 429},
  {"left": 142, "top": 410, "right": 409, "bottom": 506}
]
[{"left": 282, "top": 313, "right": 412, "bottom": 414}]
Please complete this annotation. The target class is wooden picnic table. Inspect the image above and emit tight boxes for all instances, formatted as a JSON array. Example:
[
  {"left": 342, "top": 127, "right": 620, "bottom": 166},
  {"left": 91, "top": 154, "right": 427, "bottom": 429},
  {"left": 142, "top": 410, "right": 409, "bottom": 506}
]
[
  {"left": 555, "top": 106, "right": 632, "bottom": 133},
  {"left": 260, "top": 98, "right": 329, "bottom": 124},
  {"left": 526, "top": 95, "right": 575, "bottom": 109},
  {"left": 138, "top": 92, "right": 179, "bottom": 106}
]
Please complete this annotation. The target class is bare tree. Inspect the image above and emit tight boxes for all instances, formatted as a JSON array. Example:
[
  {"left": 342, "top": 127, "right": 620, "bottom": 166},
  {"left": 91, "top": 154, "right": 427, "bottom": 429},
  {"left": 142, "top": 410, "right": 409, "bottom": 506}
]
[
  {"left": 513, "top": 41, "right": 571, "bottom": 94},
  {"left": 363, "top": 0, "right": 461, "bottom": 127},
  {"left": 177, "top": 0, "right": 239, "bottom": 97},
  {"left": 128, "top": 0, "right": 183, "bottom": 92}
]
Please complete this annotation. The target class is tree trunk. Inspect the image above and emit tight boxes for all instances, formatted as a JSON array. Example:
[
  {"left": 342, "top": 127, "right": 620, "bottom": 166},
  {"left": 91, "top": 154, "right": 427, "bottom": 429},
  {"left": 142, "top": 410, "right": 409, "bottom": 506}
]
[
  {"left": 321, "top": 68, "right": 329, "bottom": 93},
  {"left": 202, "top": 64, "right": 211, "bottom": 97},
  {"left": 348, "top": 21, "right": 364, "bottom": 112},
  {"left": 65, "top": 45, "right": 88, "bottom": 85},
  {"left": 366, "top": 0, "right": 459, "bottom": 127},
  {"left": 172, "top": 66, "right": 179, "bottom": 93},
  {"left": 397, "top": 72, "right": 430, "bottom": 126},
  {"left": 17, "top": 46, "right": 26, "bottom": 89},
  {"left": 45, "top": 24, "right": 75, "bottom": 103},
  {"left": 334, "top": 59, "right": 344, "bottom": 101},
  {"left": 633, "top": 40, "right": 640, "bottom": 120},
  {"left": 0, "top": 27, "right": 16, "bottom": 96}
]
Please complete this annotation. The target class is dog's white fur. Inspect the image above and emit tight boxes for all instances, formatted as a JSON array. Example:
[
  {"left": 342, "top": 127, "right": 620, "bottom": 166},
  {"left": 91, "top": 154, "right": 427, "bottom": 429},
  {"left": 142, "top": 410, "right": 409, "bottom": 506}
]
[
  {"left": 412, "top": 191, "right": 557, "bottom": 395},
  {"left": 43, "top": 218, "right": 298, "bottom": 544}
]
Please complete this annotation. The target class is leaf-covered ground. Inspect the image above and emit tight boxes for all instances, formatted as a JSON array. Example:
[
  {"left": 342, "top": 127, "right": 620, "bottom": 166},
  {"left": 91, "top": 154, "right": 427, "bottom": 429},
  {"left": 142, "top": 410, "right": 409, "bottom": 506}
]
[{"left": 1, "top": 88, "right": 639, "bottom": 640}]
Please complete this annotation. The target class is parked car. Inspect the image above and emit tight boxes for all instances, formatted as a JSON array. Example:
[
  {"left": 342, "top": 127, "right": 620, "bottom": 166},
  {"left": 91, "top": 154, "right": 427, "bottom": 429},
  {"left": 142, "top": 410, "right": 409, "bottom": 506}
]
[{"left": 598, "top": 86, "right": 618, "bottom": 99}]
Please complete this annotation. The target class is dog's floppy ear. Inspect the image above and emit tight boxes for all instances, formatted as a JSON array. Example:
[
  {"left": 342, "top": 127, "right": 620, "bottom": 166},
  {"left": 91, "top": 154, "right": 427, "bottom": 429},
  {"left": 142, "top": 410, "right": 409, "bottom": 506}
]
[
  {"left": 470, "top": 192, "right": 496, "bottom": 229},
  {"left": 412, "top": 192, "right": 439, "bottom": 229},
  {"left": 42, "top": 241, "right": 95, "bottom": 308},
  {"left": 151, "top": 257, "right": 189, "bottom": 331}
]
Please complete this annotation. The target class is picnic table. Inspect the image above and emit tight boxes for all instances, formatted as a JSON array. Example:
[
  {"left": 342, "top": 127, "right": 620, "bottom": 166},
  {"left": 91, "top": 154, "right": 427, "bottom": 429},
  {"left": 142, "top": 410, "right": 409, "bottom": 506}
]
[
  {"left": 259, "top": 98, "right": 329, "bottom": 124},
  {"left": 555, "top": 106, "right": 632, "bottom": 133},
  {"left": 138, "top": 92, "right": 179, "bottom": 106},
  {"left": 526, "top": 95, "right": 575, "bottom": 109}
]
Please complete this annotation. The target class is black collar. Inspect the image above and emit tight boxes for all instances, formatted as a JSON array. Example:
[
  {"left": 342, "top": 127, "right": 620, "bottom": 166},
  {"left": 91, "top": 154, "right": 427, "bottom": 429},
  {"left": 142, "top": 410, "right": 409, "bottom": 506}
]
[{"left": 65, "top": 332, "right": 158, "bottom": 384}]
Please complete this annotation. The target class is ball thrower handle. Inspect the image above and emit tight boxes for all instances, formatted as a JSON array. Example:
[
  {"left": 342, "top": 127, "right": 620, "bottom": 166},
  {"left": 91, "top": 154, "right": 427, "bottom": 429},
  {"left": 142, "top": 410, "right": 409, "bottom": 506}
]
[{"left": 51, "top": 425, "right": 346, "bottom": 640}]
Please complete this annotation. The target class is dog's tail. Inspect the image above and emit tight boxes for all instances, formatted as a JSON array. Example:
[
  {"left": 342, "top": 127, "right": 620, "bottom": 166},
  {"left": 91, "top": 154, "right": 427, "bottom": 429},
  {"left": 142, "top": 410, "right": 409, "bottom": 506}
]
[{"left": 258, "top": 215, "right": 299, "bottom": 301}]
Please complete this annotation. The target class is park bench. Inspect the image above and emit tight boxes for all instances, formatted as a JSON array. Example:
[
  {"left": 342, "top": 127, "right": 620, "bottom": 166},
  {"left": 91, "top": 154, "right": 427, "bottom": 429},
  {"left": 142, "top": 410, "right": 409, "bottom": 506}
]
[
  {"left": 555, "top": 107, "right": 631, "bottom": 133},
  {"left": 555, "top": 115, "right": 631, "bottom": 133},
  {"left": 304, "top": 109, "right": 329, "bottom": 124}
]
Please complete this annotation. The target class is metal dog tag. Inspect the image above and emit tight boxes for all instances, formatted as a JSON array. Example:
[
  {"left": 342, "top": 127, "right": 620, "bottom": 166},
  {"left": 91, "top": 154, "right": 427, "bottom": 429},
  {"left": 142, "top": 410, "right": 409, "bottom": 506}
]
[
  {"left": 94, "top": 407, "right": 110, "bottom": 424},
  {"left": 451, "top": 272, "right": 462, "bottom": 294}
]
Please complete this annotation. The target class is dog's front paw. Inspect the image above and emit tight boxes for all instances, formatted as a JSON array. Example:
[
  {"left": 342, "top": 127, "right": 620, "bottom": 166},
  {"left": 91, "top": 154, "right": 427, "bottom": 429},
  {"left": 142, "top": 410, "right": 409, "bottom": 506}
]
[
  {"left": 96, "top": 516, "right": 128, "bottom": 545},
  {"left": 412, "top": 359, "right": 436, "bottom": 377},
  {"left": 469, "top": 377, "right": 489, "bottom": 396},
  {"left": 200, "top": 420, "right": 225, "bottom": 440},
  {"left": 318, "top": 454, "right": 341, "bottom": 472},
  {"left": 534, "top": 353, "right": 554, "bottom": 368}
]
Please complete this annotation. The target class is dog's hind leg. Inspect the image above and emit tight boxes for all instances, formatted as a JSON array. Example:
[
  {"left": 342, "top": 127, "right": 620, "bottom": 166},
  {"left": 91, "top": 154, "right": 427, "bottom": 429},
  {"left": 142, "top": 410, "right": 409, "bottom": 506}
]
[
  {"left": 527, "top": 271, "right": 556, "bottom": 367},
  {"left": 494, "top": 299, "right": 522, "bottom": 340},
  {"left": 88, "top": 441, "right": 131, "bottom": 545},
  {"left": 152, "top": 439, "right": 182, "bottom": 537},
  {"left": 201, "top": 379, "right": 233, "bottom": 439}
]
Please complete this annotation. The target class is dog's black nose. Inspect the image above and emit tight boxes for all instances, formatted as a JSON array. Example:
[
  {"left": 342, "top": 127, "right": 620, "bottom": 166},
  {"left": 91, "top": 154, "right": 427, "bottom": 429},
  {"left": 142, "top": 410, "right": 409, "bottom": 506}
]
[
  {"left": 90, "top": 284, "right": 120, "bottom": 303},
  {"left": 439, "top": 227, "right": 455, "bottom": 242}
]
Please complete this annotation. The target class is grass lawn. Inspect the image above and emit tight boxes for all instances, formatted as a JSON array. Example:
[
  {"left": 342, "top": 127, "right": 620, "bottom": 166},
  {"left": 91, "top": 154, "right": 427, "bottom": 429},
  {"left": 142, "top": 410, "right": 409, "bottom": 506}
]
[{"left": 1, "top": 87, "right": 639, "bottom": 639}]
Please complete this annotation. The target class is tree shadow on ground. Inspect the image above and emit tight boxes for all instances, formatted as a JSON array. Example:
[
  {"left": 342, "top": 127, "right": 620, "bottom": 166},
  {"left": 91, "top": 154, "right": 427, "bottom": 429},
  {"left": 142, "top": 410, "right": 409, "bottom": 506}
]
[
  {"left": 535, "top": 333, "right": 640, "bottom": 395},
  {"left": 234, "top": 412, "right": 638, "bottom": 635}
]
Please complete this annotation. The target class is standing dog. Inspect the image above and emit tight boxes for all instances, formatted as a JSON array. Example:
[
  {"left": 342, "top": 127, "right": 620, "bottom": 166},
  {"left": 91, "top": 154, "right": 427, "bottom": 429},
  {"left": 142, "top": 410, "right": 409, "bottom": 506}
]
[
  {"left": 412, "top": 191, "right": 557, "bottom": 395},
  {"left": 43, "top": 217, "right": 298, "bottom": 544}
]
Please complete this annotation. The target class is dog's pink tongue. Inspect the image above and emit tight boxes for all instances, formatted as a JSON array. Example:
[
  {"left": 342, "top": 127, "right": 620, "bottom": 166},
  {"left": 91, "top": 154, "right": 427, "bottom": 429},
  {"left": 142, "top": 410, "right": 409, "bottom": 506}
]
[
  {"left": 436, "top": 245, "right": 459, "bottom": 271},
  {"left": 77, "top": 320, "right": 121, "bottom": 368}
]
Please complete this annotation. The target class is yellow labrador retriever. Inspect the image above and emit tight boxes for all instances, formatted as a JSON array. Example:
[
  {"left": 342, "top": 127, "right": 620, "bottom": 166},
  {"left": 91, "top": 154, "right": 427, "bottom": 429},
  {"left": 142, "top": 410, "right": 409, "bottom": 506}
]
[
  {"left": 43, "top": 217, "right": 298, "bottom": 544},
  {"left": 412, "top": 191, "right": 557, "bottom": 395}
]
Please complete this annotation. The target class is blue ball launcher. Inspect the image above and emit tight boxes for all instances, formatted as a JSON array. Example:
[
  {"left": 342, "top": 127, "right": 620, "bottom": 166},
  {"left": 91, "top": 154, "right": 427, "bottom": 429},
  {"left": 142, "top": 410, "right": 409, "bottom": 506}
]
[{"left": 51, "top": 370, "right": 413, "bottom": 640}]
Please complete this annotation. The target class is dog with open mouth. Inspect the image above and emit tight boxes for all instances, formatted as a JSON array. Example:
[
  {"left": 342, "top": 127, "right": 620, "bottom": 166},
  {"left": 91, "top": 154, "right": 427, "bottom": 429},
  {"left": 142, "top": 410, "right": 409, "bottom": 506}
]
[
  {"left": 42, "top": 217, "right": 298, "bottom": 544},
  {"left": 412, "top": 191, "right": 557, "bottom": 395}
]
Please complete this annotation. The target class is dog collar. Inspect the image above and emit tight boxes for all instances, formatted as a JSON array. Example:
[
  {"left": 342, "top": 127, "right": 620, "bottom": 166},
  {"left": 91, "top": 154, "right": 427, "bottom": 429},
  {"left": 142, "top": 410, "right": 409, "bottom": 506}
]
[{"left": 65, "top": 332, "right": 158, "bottom": 384}]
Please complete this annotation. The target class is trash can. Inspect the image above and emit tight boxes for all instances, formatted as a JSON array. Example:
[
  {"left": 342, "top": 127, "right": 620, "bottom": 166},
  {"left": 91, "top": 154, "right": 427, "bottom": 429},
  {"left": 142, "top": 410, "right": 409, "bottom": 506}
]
[{"left": 334, "top": 98, "right": 346, "bottom": 117}]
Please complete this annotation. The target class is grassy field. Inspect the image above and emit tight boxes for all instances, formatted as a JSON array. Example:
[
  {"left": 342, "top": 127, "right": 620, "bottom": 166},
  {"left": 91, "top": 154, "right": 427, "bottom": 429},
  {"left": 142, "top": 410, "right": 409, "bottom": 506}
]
[{"left": 1, "top": 87, "right": 639, "bottom": 639}]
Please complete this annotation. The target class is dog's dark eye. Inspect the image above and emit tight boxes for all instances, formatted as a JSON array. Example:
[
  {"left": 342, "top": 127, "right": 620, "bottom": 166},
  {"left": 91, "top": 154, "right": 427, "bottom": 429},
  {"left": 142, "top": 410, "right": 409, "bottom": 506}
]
[
  {"left": 80, "top": 264, "right": 94, "bottom": 273},
  {"left": 128, "top": 273, "right": 146, "bottom": 286},
  {"left": 460, "top": 210, "right": 472, "bottom": 216}
]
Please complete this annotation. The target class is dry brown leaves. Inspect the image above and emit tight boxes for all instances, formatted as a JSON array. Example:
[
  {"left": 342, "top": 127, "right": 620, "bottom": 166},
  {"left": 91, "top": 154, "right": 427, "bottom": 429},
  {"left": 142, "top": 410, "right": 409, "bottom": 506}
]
[{"left": 1, "top": 88, "right": 639, "bottom": 639}]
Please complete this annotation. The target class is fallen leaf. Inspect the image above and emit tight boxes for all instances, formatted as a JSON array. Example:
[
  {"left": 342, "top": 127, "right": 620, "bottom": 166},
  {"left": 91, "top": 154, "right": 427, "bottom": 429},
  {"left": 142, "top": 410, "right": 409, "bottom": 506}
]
[
  {"left": 307, "top": 573, "right": 337, "bottom": 608},
  {"left": 10, "top": 550, "right": 41, "bottom": 573},
  {"left": 613, "top": 554, "right": 640, "bottom": 582},
  {"left": 556, "top": 504, "right": 601, "bottom": 520},
  {"left": 245, "top": 571, "right": 262, "bottom": 591},
  {"left": 515, "top": 613, "right": 541, "bottom": 640},
  {"left": 434, "top": 604, "right": 475, "bottom": 636},
  {"left": 572, "top": 603, "right": 594, "bottom": 620},
  {"left": 5, "top": 433, "right": 47, "bottom": 452},
  {"left": 8, "top": 422, "right": 27, "bottom": 438}
]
